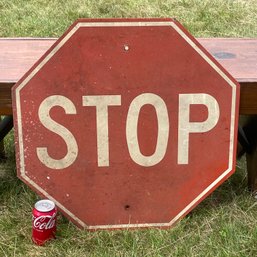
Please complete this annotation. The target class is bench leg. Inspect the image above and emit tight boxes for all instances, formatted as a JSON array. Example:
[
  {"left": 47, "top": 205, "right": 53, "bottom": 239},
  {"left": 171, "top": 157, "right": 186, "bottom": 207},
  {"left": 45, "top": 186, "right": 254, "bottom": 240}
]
[
  {"left": 0, "top": 133, "right": 4, "bottom": 160},
  {"left": 240, "top": 115, "right": 257, "bottom": 192},
  {"left": 0, "top": 143, "right": 4, "bottom": 159},
  {"left": 0, "top": 115, "right": 13, "bottom": 160},
  {"left": 246, "top": 151, "right": 257, "bottom": 192},
  {"left": 0, "top": 116, "right": 5, "bottom": 159}
]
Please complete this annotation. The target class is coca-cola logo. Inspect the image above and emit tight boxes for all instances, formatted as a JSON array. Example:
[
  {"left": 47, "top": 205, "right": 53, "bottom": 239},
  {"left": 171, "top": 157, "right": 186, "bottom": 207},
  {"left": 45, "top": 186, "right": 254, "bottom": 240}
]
[{"left": 33, "top": 212, "right": 56, "bottom": 230}]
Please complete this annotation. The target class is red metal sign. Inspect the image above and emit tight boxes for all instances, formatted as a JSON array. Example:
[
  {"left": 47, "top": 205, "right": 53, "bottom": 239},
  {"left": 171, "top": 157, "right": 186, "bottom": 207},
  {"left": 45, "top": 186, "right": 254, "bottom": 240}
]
[{"left": 12, "top": 18, "right": 240, "bottom": 230}]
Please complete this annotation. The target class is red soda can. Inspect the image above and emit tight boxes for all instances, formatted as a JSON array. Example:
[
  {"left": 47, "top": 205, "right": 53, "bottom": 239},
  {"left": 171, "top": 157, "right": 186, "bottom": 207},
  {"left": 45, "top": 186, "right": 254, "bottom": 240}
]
[{"left": 32, "top": 199, "right": 57, "bottom": 245}]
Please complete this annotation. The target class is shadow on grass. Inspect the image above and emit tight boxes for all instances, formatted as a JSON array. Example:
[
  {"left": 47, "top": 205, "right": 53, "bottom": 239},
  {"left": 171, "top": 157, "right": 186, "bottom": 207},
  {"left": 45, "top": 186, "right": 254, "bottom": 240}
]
[{"left": 0, "top": 132, "right": 38, "bottom": 213}]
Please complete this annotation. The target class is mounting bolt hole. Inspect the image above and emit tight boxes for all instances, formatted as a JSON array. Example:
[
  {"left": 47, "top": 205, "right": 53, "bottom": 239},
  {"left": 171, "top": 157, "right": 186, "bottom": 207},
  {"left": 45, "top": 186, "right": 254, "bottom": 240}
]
[
  {"left": 124, "top": 45, "right": 129, "bottom": 51},
  {"left": 124, "top": 205, "right": 130, "bottom": 210}
]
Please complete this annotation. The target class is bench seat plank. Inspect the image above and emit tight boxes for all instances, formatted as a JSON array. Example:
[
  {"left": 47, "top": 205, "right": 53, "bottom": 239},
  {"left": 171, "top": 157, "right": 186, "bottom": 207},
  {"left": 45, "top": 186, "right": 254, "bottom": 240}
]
[{"left": 0, "top": 38, "right": 257, "bottom": 115}]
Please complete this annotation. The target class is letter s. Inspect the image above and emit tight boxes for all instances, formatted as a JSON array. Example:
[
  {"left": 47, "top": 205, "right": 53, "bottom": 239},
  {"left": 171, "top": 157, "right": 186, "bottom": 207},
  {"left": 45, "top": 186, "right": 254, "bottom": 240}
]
[{"left": 37, "top": 95, "right": 78, "bottom": 169}]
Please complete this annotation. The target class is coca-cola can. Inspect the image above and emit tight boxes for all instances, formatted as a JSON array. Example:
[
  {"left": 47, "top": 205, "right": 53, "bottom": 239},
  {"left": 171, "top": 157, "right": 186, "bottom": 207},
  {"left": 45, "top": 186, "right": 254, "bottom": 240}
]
[{"left": 32, "top": 199, "right": 57, "bottom": 245}]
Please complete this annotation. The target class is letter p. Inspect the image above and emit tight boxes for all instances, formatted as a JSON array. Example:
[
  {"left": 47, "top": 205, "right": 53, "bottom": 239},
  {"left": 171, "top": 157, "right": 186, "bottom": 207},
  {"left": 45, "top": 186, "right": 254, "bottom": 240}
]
[{"left": 178, "top": 93, "right": 220, "bottom": 164}]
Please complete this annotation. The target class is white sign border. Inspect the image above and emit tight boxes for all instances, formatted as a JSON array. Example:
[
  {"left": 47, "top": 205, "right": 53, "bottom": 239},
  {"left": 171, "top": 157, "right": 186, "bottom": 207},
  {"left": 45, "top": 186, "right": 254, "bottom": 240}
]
[{"left": 15, "top": 20, "right": 237, "bottom": 230}]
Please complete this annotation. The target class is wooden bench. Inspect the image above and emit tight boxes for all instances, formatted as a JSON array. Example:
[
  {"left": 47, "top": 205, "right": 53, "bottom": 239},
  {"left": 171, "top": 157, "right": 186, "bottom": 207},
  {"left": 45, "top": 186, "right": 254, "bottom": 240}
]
[{"left": 1, "top": 38, "right": 257, "bottom": 190}]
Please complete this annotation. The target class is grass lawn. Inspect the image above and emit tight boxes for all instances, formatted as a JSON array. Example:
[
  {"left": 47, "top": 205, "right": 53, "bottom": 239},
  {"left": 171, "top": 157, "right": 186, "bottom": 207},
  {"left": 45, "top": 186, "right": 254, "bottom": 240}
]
[{"left": 1, "top": 0, "right": 257, "bottom": 256}]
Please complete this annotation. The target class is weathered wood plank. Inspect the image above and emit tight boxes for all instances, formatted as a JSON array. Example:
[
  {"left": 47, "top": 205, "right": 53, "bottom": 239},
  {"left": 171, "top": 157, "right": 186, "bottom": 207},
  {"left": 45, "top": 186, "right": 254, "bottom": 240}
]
[
  {"left": 0, "top": 83, "right": 13, "bottom": 115},
  {"left": 1, "top": 38, "right": 257, "bottom": 115}
]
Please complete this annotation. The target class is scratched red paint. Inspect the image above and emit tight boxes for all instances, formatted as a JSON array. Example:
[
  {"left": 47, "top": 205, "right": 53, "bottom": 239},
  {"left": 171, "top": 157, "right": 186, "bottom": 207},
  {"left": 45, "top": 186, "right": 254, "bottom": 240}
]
[{"left": 12, "top": 18, "right": 240, "bottom": 230}]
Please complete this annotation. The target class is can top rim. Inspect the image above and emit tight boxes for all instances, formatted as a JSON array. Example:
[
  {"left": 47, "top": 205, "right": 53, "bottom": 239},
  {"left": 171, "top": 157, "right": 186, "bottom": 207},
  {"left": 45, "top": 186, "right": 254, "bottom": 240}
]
[{"left": 34, "top": 199, "right": 55, "bottom": 212}]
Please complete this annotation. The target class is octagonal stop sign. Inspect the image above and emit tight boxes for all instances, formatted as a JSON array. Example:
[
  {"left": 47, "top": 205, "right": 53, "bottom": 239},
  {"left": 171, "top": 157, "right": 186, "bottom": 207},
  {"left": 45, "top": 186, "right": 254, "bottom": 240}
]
[{"left": 12, "top": 18, "right": 240, "bottom": 230}]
